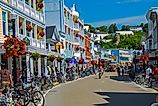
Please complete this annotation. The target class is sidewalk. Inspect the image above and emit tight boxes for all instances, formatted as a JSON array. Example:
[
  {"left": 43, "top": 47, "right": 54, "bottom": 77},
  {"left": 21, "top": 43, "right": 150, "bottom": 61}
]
[{"left": 152, "top": 82, "right": 158, "bottom": 91}]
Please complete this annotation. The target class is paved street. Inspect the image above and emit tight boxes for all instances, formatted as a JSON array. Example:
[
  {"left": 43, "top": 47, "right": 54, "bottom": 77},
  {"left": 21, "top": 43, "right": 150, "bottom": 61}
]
[{"left": 45, "top": 72, "right": 158, "bottom": 106}]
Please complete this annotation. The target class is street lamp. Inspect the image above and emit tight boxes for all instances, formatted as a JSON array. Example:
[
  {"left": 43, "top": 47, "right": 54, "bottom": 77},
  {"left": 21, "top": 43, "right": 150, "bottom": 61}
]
[
  {"left": 10, "top": 11, "right": 17, "bottom": 87},
  {"left": 133, "top": 51, "right": 137, "bottom": 72},
  {"left": 142, "top": 42, "right": 146, "bottom": 71}
]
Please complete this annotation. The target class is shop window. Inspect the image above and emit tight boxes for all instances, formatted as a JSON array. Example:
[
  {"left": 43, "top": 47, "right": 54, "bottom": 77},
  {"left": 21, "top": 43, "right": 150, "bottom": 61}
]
[{"left": 2, "top": 11, "right": 6, "bottom": 35}]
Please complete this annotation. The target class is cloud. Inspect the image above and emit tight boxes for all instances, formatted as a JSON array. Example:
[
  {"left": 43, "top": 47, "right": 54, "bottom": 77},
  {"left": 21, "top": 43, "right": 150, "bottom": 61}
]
[{"left": 90, "top": 15, "right": 147, "bottom": 27}]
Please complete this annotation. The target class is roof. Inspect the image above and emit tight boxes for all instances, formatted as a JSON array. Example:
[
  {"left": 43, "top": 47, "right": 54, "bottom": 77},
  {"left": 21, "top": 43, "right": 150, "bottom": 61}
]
[
  {"left": 46, "top": 26, "right": 60, "bottom": 42},
  {"left": 46, "top": 26, "right": 56, "bottom": 39}
]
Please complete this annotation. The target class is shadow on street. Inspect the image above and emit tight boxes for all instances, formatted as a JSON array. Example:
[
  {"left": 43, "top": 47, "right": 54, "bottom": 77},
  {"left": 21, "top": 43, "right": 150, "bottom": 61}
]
[
  {"left": 110, "top": 75, "right": 131, "bottom": 82},
  {"left": 93, "top": 92, "right": 158, "bottom": 106}
]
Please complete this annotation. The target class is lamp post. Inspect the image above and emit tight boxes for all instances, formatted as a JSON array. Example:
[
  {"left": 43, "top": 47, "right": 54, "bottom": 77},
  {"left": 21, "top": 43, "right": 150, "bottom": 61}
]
[
  {"left": 142, "top": 42, "right": 146, "bottom": 71},
  {"left": 10, "top": 12, "right": 17, "bottom": 87},
  {"left": 133, "top": 51, "right": 137, "bottom": 72},
  {"left": 58, "top": 42, "right": 61, "bottom": 72}
]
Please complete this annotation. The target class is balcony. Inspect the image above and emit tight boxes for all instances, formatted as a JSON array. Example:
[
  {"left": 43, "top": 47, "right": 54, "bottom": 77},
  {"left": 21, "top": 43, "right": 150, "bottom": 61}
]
[
  {"left": 12, "top": 0, "right": 44, "bottom": 23},
  {"left": 74, "top": 23, "right": 79, "bottom": 31},
  {"left": 18, "top": 34, "right": 46, "bottom": 49}
]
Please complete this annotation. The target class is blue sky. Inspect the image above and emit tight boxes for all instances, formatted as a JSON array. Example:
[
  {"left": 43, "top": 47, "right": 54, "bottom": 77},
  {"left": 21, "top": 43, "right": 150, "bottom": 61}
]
[{"left": 65, "top": 0, "right": 158, "bottom": 27}]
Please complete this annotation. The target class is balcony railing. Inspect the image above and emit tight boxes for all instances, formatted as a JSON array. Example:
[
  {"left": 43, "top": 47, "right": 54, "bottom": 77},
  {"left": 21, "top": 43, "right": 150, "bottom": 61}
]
[
  {"left": 74, "top": 23, "right": 79, "bottom": 30},
  {"left": 18, "top": 34, "right": 46, "bottom": 49},
  {"left": 12, "top": 0, "right": 44, "bottom": 23}
]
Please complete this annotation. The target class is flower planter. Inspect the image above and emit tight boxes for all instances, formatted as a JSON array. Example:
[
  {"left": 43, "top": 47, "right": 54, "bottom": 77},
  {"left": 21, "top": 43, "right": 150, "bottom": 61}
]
[{"left": 26, "top": 25, "right": 32, "bottom": 32}]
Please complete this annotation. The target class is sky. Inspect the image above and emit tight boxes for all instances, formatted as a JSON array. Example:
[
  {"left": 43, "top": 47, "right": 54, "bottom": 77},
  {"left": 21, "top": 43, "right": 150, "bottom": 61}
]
[{"left": 65, "top": 0, "right": 158, "bottom": 27}]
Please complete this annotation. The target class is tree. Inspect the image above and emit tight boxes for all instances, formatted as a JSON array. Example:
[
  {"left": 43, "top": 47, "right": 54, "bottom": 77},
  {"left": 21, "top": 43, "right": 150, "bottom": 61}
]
[
  {"left": 121, "top": 25, "right": 130, "bottom": 31},
  {"left": 84, "top": 24, "right": 96, "bottom": 33},
  {"left": 108, "top": 23, "right": 118, "bottom": 33},
  {"left": 142, "top": 23, "right": 148, "bottom": 33},
  {"left": 96, "top": 25, "right": 108, "bottom": 33}
]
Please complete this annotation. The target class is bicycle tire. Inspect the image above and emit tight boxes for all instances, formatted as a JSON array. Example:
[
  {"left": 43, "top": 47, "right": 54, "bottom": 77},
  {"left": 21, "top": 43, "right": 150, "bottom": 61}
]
[
  {"left": 33, "top": 91, "right": 45, "bottom": 106},
  {"left": 18, "top": 91, "right": 30, "bottom": 106},
  {"left": 135, "top": 77, "right": 141, "bottom": 84}
]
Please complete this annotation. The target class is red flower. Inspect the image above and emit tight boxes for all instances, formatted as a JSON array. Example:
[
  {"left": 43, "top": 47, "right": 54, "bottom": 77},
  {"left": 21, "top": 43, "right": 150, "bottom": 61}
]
[
  {"left": 3, "top": 35, "right": 27, "bottom": 57},
  {"left": 39, "top": 31, "right": 45, "bottom": 37},
  {"left": 26, "top": 25, "right": 32, "bottom": 32},
  {"left": 38, "top": 2, "right": 44, "bottom": 9},
  {"left": 19, "top": 22, "right": 22, "bottom": 28}
]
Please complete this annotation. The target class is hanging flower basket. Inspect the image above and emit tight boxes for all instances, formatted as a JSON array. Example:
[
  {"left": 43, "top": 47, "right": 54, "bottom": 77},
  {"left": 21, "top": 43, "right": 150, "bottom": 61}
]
[
  {"left": 26, "top": 24, "right": 32, "bottom": 32},
  {"left": 36, "top": 0, "right": 43, "bottom": 3},
  {"left": 36, "top": 2, "right": 44, "bottom": 11},
  {"left": 57, "top": 56, "right": 63, "bottom": 62},
  {"left": 3, "top": 36, "right": 27, "bottom": 57},
  {"left": 30, "top": 52, "right": 41, "bottom": 60},
  {"left": 78, "top": 59, "right": 84, "bottom": 64},
  {"left": 48, "top": 54, "right": 56, "bottom": 62},
  {"left": 65, "top": 58, "right": 70, "bottom": 63},
  {"left": 19, "top": 22, "right": 22, "bottom": 28},
  {"left": 75, "top": 46, "right": 79, "bottom": 51}
]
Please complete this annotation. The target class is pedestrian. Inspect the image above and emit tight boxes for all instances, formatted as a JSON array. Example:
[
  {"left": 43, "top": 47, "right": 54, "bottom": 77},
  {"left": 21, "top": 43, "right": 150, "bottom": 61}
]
[
  {"left": 146, "top": 65, "right": 153, "bottom": 87},
  {"left": 151, "top": 96, "right": 158, "bottom": 106},
  {"left": 122, "top": 66, "right": 125, "bottom": 76},
  {"left": 117, "top": 66, "right": 121, "bottom": 76}
]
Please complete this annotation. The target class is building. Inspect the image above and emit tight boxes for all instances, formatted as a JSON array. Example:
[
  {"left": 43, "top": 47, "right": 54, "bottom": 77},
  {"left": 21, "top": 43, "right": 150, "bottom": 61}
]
[
  {"left": 116, "top": 31, "right": 134, "bottom": 35},
  {"left": 84, "top": 26, "right": 91, "bottom": 66},
  {"left": 0, "top": 0, "right": 47, "bottom": 79},
  {"left": 129, "top": 26, "right": 143, "bottom": 32},
  {"left": 45, "top": 1, "right": 85, "bottom": 60},
  {"left": 94, "top": 33, "right": 110, "bottom": 41},
  {"left": 146, "top": 7, "right": 158, "bottom": 65}
]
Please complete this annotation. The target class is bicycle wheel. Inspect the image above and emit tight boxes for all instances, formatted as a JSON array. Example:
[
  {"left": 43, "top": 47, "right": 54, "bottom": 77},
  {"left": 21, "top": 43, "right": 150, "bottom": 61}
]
[
  {"left": 144, "top": 78, "right": 151, "bottom": 88},
  {"left": 18, "top": 91, "right": 30, "bottom": 106},
  {"left": 33, "top": 91, "right": 45, "bottom": 106},
  {"left": 134, "top": 77, "right": 141, "bottom": 84}
]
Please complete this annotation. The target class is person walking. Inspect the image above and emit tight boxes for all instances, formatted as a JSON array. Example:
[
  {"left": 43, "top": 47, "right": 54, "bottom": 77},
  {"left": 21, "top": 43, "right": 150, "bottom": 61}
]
[
  {"left": 117, "top": 66, "right": 121, "bottom": 76},
  {"left": 146, "top": 65, "right": 153, "bottom": 87}
]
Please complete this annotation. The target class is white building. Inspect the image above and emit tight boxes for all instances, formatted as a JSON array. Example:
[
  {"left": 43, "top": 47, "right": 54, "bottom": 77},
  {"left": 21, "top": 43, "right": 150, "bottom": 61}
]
[
  {"left": 146, "top": 7, "right": 158, "bottom": 65},
  {"left": 94, "top": 33, "right": 110, "bottom": 41},
  {"left": 45, "top": 1, "right": 85, "bottom": 59},
  {"left": 0, "top": 0, "right": 48, "bottom": 79},
  {"left": 116, "top": 31, "right": 134, "bottom": 35},
  {"left": 129, "top": 26, "right": 143, "bottom": 32}
]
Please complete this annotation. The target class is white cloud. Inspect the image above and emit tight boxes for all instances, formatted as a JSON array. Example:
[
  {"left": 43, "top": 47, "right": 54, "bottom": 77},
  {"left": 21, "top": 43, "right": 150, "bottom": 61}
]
[{"left": 90, "top": 15, "right": 147, "bottom": 27}]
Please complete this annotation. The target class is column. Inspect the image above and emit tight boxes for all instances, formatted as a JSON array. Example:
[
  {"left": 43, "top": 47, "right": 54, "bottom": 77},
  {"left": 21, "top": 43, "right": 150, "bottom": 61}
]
[
  {"left": 34, "top": 25, "right": 37, "bottom": 39},
  {"left": 38, "top": 57, "right": 41, "bottom": 77},
  {"left": 44, "top": 57, "right": 48, "bottom": 77},
  {"left": 23, "top": 19, "right": 26, "bottom": 36},
  {"left": 16, "top": 16, "right": 19, "bottom": 37},
  {"left": 30, "top": 58, "right": 34, "bottom": 75},
  {"left": 26, "top": 54, "right": 30, "bottom": 81}
]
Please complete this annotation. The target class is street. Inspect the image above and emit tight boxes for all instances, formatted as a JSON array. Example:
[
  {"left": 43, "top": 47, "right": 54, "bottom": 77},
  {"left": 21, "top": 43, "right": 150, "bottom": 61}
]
[{"left": 45, "top": 72, "right": 158, "bottom": 106}]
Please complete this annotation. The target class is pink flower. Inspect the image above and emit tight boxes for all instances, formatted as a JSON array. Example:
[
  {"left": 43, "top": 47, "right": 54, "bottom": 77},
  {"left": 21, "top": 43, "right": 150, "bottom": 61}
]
[{"left": 11, "top": 45, "right": 15, "bottom": 48}]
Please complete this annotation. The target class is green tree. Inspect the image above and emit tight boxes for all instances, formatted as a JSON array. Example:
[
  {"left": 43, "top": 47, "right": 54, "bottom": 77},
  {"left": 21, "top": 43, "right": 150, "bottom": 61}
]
[
  {"left": 142, "top": 23, "right": 148, "bottom": 33},
  {"left": 84, "top": 24, "right": 96, "bottom": 33},
  {"left": 121, "top": 25, "right": 130, "bottom": 31},
  {"left": 96, "top": 25, "right": 108, "bottom": 33},
  {"left": 108, "top": 23, "right": 118, "bottom": 33}
]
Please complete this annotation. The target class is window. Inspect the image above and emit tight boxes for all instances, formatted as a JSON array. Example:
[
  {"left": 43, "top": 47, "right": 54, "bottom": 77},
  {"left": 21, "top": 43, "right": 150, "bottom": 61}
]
[{"left": 2, "top": 11, "right": 6, "bottom": 35}]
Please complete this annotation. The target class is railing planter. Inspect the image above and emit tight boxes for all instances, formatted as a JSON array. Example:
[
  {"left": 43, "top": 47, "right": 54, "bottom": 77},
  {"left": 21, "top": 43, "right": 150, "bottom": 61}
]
[{"left": 48, "top": 54, "right": 56, "bottom": 62}]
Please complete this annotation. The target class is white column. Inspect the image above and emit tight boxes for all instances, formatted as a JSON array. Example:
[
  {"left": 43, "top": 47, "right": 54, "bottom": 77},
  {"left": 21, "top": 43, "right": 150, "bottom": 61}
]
[
  {"left": 24, "top": 19, "right": 26, "bottom": 36},
  {"left": 16, "top": 16, "right": 19, "bottom": 37},
  {"left": 38, "top": 57, "right": 41, "bottom": 77},
  {"left": 44, "top": 57, "right": 48, "bottom": 76},
  {"left": 30, "top": 58, "right": 34, "bottom": 75},
  {"left": 26, "top": 54, "right": 30, "bottom": 80},
  {"left": 34, "top": 25, "right": 37, "bottom": 39}
]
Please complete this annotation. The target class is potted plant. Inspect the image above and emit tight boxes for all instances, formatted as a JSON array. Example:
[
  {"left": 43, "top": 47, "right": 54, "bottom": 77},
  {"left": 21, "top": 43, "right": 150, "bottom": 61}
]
[
  {"left": 65, "top": 58, "right": 70, "bottom": 63},
  {"left": 26, "top": 24, "right": 32, "bottom": 32},
  {"left": 48, "top": 54, "right": 56, "bottom": 62}
]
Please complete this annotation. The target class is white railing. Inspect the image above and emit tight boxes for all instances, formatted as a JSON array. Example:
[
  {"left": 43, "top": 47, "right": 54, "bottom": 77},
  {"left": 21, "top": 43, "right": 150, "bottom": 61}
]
[
  {"left": 18, "top": 34, "right": 46, "bottom": 49},
  {"left": 12, "top": 0, "right": 44, "bottom": 23}
]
